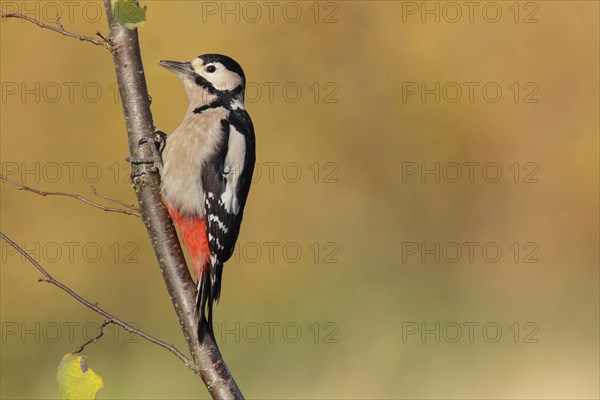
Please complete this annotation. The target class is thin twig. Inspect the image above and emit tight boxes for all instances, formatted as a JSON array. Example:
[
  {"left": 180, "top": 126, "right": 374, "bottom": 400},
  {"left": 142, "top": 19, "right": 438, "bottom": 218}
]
[
  {"left": 91, "top": 186, "right": 138, "bottom": 210},
  {"left": 96, "top": 31, "right": 110, "bottom": 44},
  {"left": 53, "top": 8, "right": 64, "bottom": 31},
  {"left": 0, "top": 175, "right": 141, "bottom": 218},
  {"left": 0, "top": 232, "right": 199, "bottom": 374},
  {"left": 0, "top": 9, "right": 109, "bottom": 48},
  {"left": 73, "top": 320, "right": 112, "bottom": 354}
]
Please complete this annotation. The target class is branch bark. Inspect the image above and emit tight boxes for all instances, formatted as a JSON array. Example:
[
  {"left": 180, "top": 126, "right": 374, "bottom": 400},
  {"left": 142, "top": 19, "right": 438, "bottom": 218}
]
[{"left": 102, "top": 1, "right": 242, "bottom": 398}]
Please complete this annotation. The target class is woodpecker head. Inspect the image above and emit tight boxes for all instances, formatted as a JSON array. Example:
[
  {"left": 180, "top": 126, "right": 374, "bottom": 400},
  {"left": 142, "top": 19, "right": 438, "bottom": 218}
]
[{"left": 160, "top": 54, "right": 246, "bottom": 107}]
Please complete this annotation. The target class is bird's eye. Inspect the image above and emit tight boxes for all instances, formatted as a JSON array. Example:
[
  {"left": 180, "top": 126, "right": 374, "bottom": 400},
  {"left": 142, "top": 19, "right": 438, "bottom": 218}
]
[{"left": 205, "top": 65, "right": 216, "bottom": 73}]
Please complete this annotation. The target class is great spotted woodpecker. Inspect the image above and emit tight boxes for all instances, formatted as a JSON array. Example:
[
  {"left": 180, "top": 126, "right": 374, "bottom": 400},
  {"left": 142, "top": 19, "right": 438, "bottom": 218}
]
[{"left": 158, "top": 54, "right": 255, "bottom": 341}]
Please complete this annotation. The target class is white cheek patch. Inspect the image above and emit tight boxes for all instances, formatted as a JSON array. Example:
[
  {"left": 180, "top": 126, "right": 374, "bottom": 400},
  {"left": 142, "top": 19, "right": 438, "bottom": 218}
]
[
  {"left": 220, "top": 69, "right": 242, "bottom": 91},
  {"left": 191, "top": 60, "right": 242, "bottom": 92}
]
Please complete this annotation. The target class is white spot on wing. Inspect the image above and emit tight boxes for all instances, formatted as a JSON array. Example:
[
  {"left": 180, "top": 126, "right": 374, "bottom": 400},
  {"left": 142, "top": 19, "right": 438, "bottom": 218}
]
[{"left": 220, "top": 125, "right": 246, "bottom": 215}]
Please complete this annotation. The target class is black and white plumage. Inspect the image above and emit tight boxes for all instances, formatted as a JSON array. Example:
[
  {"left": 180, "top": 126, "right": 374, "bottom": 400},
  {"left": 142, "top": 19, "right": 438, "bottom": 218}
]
[
  {"left": 158, "top": 54, "right": 255, "bottom": 341},
  {"left": 202, "top": 104, "right": 255, "bottom": 302}
]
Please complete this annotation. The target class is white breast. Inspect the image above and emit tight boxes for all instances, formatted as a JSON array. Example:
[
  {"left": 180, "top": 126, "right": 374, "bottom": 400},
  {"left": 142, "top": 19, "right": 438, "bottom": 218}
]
[{"left": 160, "top": 107, "right": 228, "bottom": 216}]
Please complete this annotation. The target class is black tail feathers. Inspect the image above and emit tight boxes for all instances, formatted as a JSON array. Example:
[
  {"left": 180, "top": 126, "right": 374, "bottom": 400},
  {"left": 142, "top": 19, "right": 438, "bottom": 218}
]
[
  {"left": 196, "top": 259, "right": 223, "bottom": 344},
  {"left": 210, "top": 258, "right": 223, "bottom": 303}
]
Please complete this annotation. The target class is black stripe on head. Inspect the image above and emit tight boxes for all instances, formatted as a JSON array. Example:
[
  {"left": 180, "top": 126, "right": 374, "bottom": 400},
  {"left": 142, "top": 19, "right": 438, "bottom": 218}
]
[
  {"left": 194, "top": 75, "right": 220, "bottom": 94},
  {"left": 193, "top": 99, "right": 225, "bottom": 114},
  {"left": 199, "top": 54, "right": 246, "bottom": 83}
]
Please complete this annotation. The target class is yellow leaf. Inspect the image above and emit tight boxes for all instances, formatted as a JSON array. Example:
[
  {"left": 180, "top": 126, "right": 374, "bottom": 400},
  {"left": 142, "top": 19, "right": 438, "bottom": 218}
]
[{"left": 57, "top": 354, "right": 104, "bottom": 400}]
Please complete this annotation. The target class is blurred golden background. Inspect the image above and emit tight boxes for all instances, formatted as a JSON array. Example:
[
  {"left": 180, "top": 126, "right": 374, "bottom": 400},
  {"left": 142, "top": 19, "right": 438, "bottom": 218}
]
[{"left": 1, "top": 1, "right": 598, "bottom": 398}]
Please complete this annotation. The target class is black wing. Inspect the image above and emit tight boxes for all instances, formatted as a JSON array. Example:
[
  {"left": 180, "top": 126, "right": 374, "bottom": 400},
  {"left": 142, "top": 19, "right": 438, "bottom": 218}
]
[{"left": 201, "top": 109, "right": 255, "bottom": 303}]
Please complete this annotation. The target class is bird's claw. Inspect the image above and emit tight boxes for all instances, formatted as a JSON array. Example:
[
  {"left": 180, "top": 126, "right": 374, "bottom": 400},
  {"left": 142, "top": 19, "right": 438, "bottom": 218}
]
[{"left": 126, "top": 130, "right": 167, "bottom": 174}]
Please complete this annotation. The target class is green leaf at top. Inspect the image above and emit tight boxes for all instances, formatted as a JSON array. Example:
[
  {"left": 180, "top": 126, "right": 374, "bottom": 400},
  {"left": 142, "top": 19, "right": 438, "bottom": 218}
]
[
  {"left": 112, "top": 0, "right": 147, "bottom": 30},
  {"left": 57, "top": 354, "right": 104, "bottom": 400}
]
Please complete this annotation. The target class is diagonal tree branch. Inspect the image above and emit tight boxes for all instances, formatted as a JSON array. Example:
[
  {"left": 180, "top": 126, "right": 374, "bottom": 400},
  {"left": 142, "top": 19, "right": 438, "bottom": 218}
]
[
  {"left": 102, "top": 1, "right": 243, "bottom": 398},
  {"left": 0, "top": 232, "right": 197, "bottom": 372},
  {"left": 0, "top": 175, "right": 140, "bottom": 218},
  {"left": 0, "top": 8, "right": 109, "bottom": 47}
]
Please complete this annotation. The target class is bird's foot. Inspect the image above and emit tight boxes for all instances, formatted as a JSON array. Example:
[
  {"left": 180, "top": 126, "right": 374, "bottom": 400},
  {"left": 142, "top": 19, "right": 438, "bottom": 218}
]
[{"left": 126, "top": 131, "right": 167, "bottom": 175}]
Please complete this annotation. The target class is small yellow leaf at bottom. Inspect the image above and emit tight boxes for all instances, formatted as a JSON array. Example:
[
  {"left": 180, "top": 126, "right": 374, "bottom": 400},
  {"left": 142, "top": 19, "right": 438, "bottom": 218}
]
[{"left": 57, "top": 354, "right": 104, "bottom": 400}]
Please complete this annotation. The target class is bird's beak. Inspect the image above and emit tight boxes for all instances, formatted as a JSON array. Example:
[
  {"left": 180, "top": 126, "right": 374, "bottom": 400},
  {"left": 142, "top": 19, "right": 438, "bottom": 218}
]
[{"left": 159, "top": 60, "right": 194, "bottom": 76}]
